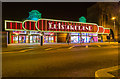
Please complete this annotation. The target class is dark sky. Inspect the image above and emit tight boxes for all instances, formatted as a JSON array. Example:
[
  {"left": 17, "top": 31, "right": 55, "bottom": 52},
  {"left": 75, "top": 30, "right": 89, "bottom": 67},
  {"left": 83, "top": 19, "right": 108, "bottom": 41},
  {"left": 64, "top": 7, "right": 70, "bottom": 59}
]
[{"left": 2, "top": 2, "right": 96, "bottom": 22}]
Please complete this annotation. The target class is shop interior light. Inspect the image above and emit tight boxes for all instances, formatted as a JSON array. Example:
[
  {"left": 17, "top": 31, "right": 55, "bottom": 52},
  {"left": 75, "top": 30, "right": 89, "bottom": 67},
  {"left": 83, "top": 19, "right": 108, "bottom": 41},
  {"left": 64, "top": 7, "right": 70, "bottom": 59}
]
[
  {"left": 15, "top": 33, "right": 19, "bottom": 35},
  {"left": 28, "top": 33, "right": 31, "bottom": 35}
]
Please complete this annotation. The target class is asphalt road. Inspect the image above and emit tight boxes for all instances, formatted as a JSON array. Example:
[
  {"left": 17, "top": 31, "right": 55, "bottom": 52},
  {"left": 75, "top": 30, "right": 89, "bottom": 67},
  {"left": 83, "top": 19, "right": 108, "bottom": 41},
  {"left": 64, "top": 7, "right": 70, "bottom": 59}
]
[{"left": 2, "top": 43, "right": 119, "bottom": 77}]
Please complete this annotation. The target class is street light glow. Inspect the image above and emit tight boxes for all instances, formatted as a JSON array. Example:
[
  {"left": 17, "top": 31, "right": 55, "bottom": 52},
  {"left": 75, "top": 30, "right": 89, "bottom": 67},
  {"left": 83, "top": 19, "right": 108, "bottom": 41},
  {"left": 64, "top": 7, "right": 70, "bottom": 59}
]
[{"left": 111, "top": 17, "right": 116, "bottom": 20}]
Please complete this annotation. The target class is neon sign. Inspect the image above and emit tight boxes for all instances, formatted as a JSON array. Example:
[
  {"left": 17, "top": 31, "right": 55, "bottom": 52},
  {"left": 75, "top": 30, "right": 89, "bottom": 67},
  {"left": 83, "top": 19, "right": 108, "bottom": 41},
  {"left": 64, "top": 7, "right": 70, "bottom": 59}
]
[
  {"left": 48, "top": 22, "right": 93, "bottom": 31},
  {"left": 5, "top": 19, "right": 110, "bottom": 34},
  {"left": 37, "top": 19, "right": 98, "bottom": 33}
]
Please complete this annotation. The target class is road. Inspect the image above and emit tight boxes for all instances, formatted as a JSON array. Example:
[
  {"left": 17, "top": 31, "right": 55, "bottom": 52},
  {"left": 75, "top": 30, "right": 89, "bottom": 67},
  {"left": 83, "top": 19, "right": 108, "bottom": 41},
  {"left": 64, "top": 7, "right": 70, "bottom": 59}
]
[{"left": 2, "top": 43, "right": 119, "bottom": 77}]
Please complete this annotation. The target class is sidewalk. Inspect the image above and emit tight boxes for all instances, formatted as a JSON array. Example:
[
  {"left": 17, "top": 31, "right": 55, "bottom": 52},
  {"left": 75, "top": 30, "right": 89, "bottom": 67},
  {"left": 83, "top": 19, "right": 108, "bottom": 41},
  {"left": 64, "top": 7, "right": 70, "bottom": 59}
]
[
  {"left": 95, "top": 65, "right": 119, "bottom": 79},
  {"left": 7, "top": 42, "right": 118, "bottom": 46},
  {"left": 2, "top": 42, "right": 118, "bottom": 52}
]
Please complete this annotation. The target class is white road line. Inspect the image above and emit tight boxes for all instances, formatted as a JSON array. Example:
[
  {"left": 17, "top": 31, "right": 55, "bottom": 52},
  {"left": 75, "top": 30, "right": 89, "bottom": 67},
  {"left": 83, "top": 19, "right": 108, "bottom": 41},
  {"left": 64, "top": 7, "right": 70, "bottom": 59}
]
[
  {"left": 45, "top": 48, "right": 53, "bottom": 50},
  {"left": 68, "top": 46, "right": 74, "bottom": 49}
]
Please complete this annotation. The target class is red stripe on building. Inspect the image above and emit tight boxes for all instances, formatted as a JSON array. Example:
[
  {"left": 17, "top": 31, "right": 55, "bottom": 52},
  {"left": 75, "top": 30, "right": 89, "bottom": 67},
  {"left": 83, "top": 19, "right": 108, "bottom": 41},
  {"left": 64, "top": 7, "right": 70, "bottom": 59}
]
[
  {"left": 38, "top": 21, "right": 39, "bottom": 29},
  {"left": 62, "top": 22, "right": 63, "bottom": 31},
  {"left": 86, "top": 24, "right": 87, "bottom": 32},
  {"left": 52, "top": 21, "right": 54, "bottom": 31},
  {"left": 49, "top": 21, "right": 50, "bottom": 31},
  {"left": 65, "top": 22, "right": 66, "bottom": 31},
  {"left": 71, "top": 22, "right": 72, "bottom": 32},
  {"left": 45, "top": 20, "right": 47, "bottom": 31},
  {"left": 11, "top": 35, "right": 13, "bottom": 43},
  {"left": 15, "top": 22, "right": 17, "bottom": 29},
  {"left": 20, "top": 23, "right": 22, "bottom": 29},
  {"left": 10, "top": 22, "right": 12, "bottom": 29},
  {"left": 56, "top": 21, "right": 57, "bottom": 31},
  {"left": 75, "top": 23, "right": 77, "bottom": 32},
  {"left": 29, "top": 21, "right": 31, "bottom": 30},
  {"left": 25, "top": 22, "right": 27, "bottom": 29},
  {"left": 34, "top": 22, "right": 35, "bottom": 30},
  {"left": 42, "top": 20, "right": 43, "bottom": 31}
]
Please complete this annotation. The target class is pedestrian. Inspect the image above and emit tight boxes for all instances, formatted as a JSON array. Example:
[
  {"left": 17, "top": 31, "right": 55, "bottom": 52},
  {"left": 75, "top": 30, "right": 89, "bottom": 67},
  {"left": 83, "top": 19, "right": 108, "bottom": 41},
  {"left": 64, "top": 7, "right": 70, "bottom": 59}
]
[{"left": 67, "top": 39, "right": 69, "bottom": 45}]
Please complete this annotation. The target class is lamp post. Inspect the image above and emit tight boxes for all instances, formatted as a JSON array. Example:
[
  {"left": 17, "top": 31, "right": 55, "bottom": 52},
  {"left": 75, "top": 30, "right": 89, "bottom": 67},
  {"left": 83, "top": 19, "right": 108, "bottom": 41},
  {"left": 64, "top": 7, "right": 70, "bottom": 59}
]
[{"left": 111, "top": 17, "right": 116, "bottom": 42}]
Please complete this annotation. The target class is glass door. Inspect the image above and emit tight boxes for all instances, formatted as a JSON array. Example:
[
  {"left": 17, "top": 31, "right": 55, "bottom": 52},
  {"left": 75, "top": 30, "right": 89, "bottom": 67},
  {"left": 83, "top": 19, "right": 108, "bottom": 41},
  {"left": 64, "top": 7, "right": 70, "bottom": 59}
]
[
  {"left": 71, "top": 36, "right": 78, "bottom": 43},
  {"left": 44, "top": 36, "right": 49, "bottom": 43},
  {"left": 49, "top": 36, "right": 54, "bottom": 43},
  {"left": 12, "top": 35, "right": 18, "bottom": 43},
  {"left": 33, "top": 36, "right": 37, "bottom": 43},
  {"left": 36, "top": 36, "right": 40, "bottom": 43},
  {"left": 30, "top": 36, "right": 33, "bottom": 43},
  {"left": 19, "top": 35, "right": 26, "bottom": 43}
]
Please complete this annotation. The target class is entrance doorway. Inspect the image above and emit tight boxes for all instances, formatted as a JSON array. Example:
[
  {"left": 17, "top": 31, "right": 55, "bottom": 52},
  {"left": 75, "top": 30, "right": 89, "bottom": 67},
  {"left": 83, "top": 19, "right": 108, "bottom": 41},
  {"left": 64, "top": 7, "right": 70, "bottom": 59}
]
[
  {"left": 19, "top": 35, "right": 26, "bottom": 43},
  {"left": 30, "top": 36, "right": 41, "bottom": 43},
  {"left": 44, "top": 36, "right": 55, "bottom": 43}
]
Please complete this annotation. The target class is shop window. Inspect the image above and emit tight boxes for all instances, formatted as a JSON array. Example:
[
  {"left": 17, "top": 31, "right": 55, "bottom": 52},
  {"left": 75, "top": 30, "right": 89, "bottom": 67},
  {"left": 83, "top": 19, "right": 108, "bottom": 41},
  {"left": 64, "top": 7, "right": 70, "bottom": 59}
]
[{"left": 11, "top": 35, "right": 18, "bottom": 43}]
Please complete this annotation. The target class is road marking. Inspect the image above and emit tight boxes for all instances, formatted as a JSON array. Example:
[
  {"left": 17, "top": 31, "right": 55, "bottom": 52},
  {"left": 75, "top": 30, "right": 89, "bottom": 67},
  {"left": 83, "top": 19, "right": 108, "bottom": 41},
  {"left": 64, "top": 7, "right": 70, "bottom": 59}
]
[
  {"left": 97, "top": 45, "right": 101, "bottom": 47},
  {"left": 86, "top": 45, "right": 88, "bottom": 48},
  {"left": 19, "top": 49, "right": 34, "bottom": 52},
  {"left": 27, "top": 49, "right": 34, "bottom": 51},
  {"left": 2, "top": 49, "right": 34, "bottom": 54},
  {"left": 95, "top": 65, "right": 118, "bottom": 77},
  {"left": 68, "top": 46, "right": 74, "bottom": 49},
  {"left": 19, "top": 50, "right": 28, "bottom": 52},
  {"left": 1, "top": 52, "right": 14, "bottom": 54},
  {"left": 45, "top": 48, "right": 53, "bottom": 50}
]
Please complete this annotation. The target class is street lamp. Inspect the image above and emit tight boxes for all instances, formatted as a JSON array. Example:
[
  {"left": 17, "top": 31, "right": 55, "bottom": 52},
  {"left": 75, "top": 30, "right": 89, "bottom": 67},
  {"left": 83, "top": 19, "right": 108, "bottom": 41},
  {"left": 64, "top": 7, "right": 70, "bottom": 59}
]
[
  {"left": 111, "top": 17, "right": 116, "bottom": 30},
  {"left": 111, "top": 17, "right": 116, "bottom": 41}
]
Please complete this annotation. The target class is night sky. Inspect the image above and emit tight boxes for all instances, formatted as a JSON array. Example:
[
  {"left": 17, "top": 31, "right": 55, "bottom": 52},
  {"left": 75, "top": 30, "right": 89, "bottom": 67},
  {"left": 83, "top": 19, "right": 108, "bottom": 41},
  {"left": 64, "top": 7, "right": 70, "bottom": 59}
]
[{"left": 2, "top": 2, "right": 96, "bottom": 22}]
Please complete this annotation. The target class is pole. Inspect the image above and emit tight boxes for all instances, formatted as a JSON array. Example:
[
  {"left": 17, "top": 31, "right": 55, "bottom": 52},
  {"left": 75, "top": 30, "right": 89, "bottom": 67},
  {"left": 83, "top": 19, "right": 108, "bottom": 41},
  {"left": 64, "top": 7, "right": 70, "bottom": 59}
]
[
  {"left": 80, "top": 31, "right": 82, "bottom": 46},
  {"left": 41, "top": 36, "right": 43, "bottom": 46},
  {"left": 40, "top": 32, "right": 44, "bottom": 46},
  {"left": 114, "top": 20, "right": 116, "bottom": 42},
  {"left": 114, "top": 20, "right": 115, "bottom": 31}
]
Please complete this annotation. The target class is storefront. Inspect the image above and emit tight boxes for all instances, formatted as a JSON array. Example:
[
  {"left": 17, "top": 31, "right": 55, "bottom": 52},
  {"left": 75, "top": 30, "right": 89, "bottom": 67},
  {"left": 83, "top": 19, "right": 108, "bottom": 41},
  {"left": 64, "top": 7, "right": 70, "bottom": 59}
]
[
  {"left": 70, "top": 33, "right": 98, "bottom": 43},
  {"left": 5, "top": 19, "right": 110, "bottom": 44}
]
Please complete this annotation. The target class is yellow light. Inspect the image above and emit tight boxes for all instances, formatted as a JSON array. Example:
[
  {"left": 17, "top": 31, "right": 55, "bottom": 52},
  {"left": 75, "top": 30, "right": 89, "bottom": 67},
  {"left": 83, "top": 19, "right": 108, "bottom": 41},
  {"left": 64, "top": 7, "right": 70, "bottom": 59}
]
[
  {"left": 111, "top": 17, "right": 116, "bottom": 20},
  {"left": 15, "top": 33, "right": 19, "bottom": 35}
]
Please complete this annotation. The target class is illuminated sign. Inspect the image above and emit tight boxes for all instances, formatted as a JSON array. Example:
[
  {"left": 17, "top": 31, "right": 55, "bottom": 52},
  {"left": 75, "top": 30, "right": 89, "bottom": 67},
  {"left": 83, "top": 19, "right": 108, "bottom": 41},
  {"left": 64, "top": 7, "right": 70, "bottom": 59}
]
[
  {"left": 37, "top": 19, "right": 98, "bottom": 33},
  {"left": 5, "top": 19, "right": 110, "bottom": 34},
  {"left": 13, "top": 31, "right": 26, "bottom": 34},
  {"left": 5, "top": 21, "right": 23, "bottom": 30},
  {"left": 48, "top": 22, "right": 92, "bottom": 31},
  {"left": 30, "top": 31, "right": 41, "bottom": 34},
  {"left": 103, "top": 28, "right": 110, "bottom": 34}
]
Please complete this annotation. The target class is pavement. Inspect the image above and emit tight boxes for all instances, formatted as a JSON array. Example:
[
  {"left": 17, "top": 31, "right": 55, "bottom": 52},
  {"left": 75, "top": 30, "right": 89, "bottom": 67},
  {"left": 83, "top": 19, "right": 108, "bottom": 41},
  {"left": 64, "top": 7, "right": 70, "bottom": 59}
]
[
  {"left": 95, "top": 65, "right": 119, "bottom": 78},
  {"left": 2, "top": 42, "right": 119, "bottom": 77},
  {"left": 2, "top": 42, "right": 118, "bottom": 53}
]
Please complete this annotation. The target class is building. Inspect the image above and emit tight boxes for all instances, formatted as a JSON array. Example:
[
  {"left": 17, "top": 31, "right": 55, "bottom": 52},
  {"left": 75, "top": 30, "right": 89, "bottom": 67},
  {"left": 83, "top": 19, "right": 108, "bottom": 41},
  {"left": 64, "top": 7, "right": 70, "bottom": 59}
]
[
  {"left": 4, "top": 10, "right": 110, "bottom": 45},
  {"left": 87, "top": 2, "right": 120, "bottom": 42}
]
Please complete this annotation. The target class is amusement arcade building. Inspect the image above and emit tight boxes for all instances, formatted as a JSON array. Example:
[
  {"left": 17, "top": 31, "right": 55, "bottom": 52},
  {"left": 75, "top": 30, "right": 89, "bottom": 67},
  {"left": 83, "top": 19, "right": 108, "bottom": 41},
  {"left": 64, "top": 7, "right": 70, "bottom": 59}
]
[{"left": 5, "top": 10, "right": 110, "bottom": 44}]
